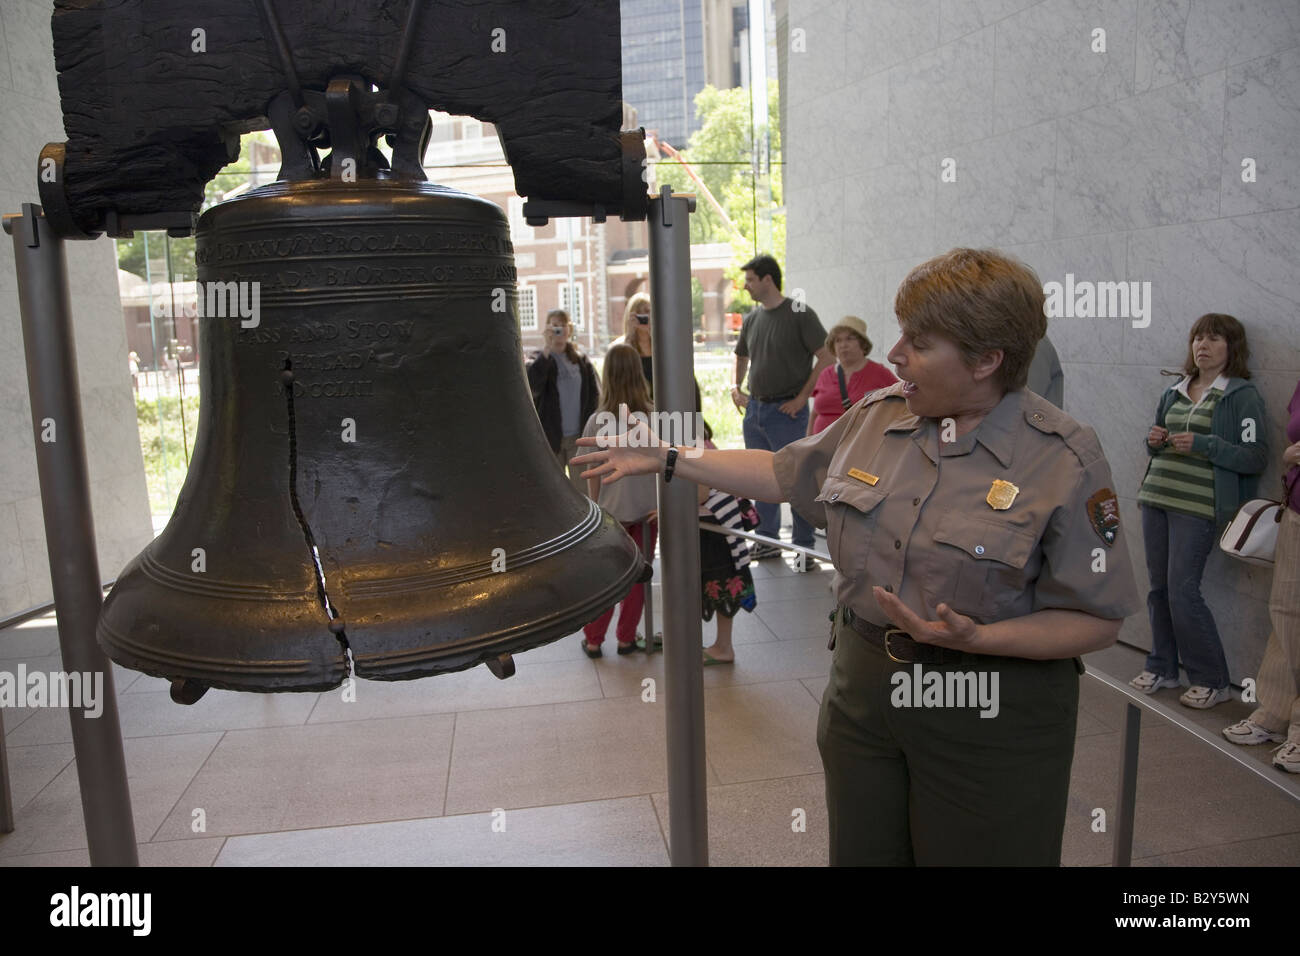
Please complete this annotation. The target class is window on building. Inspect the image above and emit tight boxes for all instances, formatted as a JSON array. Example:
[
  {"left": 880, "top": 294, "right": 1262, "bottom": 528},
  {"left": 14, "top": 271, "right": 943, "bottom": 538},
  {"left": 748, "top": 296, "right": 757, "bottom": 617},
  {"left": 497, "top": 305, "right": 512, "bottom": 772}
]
[
  {"left": 517, "top": 286, "right": 538, "bottom": 330},
  {"left": 559, "top": 282, "right": 584, "bottom": 330}
]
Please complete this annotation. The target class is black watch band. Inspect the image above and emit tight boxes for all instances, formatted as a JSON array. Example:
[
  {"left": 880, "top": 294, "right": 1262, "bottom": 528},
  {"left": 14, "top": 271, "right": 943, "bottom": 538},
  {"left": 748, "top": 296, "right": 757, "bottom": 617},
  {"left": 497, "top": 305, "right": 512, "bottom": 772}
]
[{"left": 664, "top": 446, "right": 679, "bottom": 483}]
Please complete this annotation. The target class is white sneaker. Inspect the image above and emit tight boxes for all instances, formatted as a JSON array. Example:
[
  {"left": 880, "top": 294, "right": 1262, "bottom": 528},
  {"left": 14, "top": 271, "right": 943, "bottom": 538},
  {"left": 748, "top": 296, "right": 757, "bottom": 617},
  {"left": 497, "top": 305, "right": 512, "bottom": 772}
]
[
  {"left": 1272, "top": 741, "right": 1300, "bottom": 773},
  {"left": 1129, "top": 670, "right": 1179, "bottom": 694},
  {"left": 1179, "top": 685, "right": 1231, "bottom": 709},
  {"left": 1222, "top": 718, "right": 1285, "bottom": 746}
]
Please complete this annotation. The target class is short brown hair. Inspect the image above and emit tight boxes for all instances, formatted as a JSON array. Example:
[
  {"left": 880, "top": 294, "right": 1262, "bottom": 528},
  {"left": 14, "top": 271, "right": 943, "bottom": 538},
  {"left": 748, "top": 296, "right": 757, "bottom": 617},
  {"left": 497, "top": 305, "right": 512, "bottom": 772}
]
[
  {"left": 1180, "top": 313, "right": 1251, "bottom": 380},
  {"left": 893, "top": 248, "right": 1045, "bottom": 392}
]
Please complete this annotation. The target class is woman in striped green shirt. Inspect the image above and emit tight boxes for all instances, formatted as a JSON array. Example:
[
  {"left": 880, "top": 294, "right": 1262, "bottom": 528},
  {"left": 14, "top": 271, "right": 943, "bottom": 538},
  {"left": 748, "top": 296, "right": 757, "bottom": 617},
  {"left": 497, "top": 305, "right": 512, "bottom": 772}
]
[{"left": 1130, "top": 314, "right": 1268, "bottom": 708}]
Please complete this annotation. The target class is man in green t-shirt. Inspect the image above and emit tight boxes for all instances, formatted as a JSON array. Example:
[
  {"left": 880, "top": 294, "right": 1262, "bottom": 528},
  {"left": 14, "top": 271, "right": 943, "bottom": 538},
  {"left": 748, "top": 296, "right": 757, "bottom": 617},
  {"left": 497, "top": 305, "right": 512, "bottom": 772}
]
[{"left": 731, "top": 254, "right": 831, "bottom": 562}]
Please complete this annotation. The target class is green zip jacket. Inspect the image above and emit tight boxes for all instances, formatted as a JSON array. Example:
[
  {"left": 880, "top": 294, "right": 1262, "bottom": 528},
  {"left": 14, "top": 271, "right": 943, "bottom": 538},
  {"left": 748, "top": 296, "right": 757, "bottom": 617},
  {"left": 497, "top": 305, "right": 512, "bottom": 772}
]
[{"left": 1143, "top": 376, "right": 1269, "bottom": 529}]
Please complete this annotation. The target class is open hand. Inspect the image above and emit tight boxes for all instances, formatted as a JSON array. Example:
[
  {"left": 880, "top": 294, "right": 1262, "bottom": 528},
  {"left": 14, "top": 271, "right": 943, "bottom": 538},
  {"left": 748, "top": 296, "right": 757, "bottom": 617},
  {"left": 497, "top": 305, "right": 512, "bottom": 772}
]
[
  {"left": 873, "top": 586, "right": 982, "bottom": 652},
  {"left": 731, "top": 388, "right": 749, "bottom": 413},
  {"left": 571, "top": 404, "right": 664, "bottom": 485},
  {"left": 1283, "top": 442, "right": 1300, "bottom": 468}
]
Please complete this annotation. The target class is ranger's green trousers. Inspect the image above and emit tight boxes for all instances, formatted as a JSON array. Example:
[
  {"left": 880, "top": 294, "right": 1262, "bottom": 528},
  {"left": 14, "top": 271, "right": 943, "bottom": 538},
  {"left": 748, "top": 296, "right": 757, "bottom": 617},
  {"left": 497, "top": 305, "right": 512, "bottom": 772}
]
[{"left": 817, "top": 613, "right": 1080, "bottom": 866}]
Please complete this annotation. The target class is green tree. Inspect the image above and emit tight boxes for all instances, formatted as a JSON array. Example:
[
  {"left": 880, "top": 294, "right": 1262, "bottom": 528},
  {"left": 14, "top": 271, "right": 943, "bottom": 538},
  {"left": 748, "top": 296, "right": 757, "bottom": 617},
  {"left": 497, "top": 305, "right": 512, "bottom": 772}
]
[{"left": 653, "top": 81, "right": 784, "bottom": 277}]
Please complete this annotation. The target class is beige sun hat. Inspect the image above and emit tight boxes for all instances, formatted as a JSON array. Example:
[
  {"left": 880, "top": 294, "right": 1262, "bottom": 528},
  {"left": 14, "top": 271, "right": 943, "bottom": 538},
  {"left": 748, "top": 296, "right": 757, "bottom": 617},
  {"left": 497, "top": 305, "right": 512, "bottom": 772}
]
[{"left": 825, "top": 315, "right": 872, "bottom": 353}]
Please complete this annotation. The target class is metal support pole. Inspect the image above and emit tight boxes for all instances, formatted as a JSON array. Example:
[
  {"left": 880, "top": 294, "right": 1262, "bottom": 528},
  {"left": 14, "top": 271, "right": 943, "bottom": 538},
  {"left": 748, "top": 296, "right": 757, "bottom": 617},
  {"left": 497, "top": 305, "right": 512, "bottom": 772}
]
[
  {"left": 640, "top": 518, "right": 657, "bottom": 657},
  {"left": 647, "top": 186, "right": 707, "bottom": 866},
  {"left": 5, "top": 204, "right": 139, "bottom": 865},
  {"left": 1112, "top": 701, "right": 1141, "bottom": 867},
  {"left": 0, "top": 707, "right": 13, "bottom": 832}
]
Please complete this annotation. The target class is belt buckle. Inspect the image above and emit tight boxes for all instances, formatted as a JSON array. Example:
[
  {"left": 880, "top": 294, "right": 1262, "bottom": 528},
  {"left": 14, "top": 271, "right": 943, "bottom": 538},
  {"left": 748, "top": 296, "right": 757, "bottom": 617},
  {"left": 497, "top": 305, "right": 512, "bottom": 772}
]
[{"left": 883, "top": 628, "right": 913, "bottom": 664}]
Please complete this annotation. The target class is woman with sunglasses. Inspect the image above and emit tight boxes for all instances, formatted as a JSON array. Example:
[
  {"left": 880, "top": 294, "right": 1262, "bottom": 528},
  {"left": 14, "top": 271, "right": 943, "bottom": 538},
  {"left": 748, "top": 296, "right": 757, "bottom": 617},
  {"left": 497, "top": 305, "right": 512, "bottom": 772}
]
[{"left": 616, "top": 292, "right": 702, "bottom": 412}]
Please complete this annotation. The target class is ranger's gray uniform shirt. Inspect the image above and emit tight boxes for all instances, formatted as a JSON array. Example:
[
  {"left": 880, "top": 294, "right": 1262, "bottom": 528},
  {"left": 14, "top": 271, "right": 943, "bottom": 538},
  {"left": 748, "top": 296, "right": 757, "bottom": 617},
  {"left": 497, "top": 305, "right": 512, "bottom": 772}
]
[
  {"left": 773, "top": 382, "right": 1142, "bottom": 629},
  {"left": 734, "top": 298, "right": 826, "bottom": 398}
]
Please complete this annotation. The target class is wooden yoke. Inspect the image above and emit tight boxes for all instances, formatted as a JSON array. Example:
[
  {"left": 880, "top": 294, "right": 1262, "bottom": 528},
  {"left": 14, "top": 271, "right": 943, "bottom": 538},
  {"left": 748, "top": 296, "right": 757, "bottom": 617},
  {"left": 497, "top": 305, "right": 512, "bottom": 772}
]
[{"left": 42, "top": 0, "right": 647, "bottom": 239}]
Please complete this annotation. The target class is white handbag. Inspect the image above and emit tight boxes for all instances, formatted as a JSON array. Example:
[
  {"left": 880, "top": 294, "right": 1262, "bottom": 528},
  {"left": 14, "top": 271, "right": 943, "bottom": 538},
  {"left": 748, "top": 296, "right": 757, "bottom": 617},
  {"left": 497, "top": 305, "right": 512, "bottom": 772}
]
[{"left": 1219, "top": 498, "right": 1283, "bottom": 566}]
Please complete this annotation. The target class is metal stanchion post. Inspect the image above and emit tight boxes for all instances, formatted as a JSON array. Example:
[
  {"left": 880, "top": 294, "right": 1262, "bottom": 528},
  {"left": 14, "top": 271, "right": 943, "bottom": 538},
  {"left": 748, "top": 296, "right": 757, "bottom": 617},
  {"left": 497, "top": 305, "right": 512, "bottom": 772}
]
[
  {"left": 5, "top": 204, "right": 138, "bottom": 865},
  {"left": 1112, "top": 701, "right": 1141, "bottom": 867},
  {"left": 647, "top": 186, "right": 707, "bottom": 866},
  {"left": 640, "top": 518, "right": 656, "bottom": 657}
]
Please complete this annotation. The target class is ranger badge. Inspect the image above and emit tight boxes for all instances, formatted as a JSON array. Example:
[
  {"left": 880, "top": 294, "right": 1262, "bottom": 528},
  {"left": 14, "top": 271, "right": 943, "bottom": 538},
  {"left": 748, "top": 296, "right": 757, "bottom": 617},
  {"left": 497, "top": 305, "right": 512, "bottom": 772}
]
[{"left": 986, "top": 479, "right": 1019, "bottom": 510}]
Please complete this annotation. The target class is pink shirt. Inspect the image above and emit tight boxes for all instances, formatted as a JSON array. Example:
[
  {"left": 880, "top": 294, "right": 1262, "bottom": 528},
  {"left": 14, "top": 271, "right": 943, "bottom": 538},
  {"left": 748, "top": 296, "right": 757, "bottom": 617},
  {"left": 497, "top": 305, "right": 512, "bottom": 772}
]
[{"left": 810, "top": 360, "right": 897, "bottom": 434}]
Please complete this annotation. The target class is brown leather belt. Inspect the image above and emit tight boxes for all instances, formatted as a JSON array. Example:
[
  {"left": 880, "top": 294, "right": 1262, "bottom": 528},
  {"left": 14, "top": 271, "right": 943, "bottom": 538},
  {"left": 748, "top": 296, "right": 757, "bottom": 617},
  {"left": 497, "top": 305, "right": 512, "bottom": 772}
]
[{"left": 836, "top": 606, "right": 971, "bottom": 665}]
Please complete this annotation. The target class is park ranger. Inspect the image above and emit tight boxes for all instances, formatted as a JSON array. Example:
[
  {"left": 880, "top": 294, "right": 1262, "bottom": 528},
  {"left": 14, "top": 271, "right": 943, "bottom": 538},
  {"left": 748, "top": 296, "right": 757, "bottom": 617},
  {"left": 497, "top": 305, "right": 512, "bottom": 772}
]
[{"left": 576, "top": 248, "right": 1142, "bottom": 865}]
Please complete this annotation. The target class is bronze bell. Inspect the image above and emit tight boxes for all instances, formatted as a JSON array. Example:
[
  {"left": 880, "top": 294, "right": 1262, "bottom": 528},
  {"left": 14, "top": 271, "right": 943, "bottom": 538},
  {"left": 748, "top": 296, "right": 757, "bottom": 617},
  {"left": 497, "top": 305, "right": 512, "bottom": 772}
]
[{"left": 97, "top": 177, "right": 647, "bottom": 698}]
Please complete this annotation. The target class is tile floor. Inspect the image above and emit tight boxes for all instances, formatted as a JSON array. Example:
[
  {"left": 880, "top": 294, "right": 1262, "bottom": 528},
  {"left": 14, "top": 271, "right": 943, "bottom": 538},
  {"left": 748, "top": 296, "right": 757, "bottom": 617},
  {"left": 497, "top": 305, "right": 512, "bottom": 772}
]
[{"left": 2, "top": 536, "right": 1299, "bottom": 866}]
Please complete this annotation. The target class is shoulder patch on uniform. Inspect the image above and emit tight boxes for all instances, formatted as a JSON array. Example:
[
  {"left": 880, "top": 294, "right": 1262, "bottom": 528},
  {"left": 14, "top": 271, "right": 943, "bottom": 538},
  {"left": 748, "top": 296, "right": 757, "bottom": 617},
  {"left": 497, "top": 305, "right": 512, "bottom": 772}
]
[{"left": 1087, "top": 488, "right": 1120, "bottom": 547}]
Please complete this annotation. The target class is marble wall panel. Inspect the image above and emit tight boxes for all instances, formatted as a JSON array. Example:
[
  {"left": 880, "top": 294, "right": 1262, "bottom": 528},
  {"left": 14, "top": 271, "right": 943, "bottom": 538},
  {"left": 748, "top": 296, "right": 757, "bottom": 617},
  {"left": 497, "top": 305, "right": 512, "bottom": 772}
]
[
  {"left": 69, "top": 244, "right": 134, "bottom": 393},
  {"left": 837, "top": 73, "right": 892, "bottom": 174},
  {"left": 785, "top": 93, "right": 843, "bottom": 189},
  {"left": 1123, "top": 209, "right": 1300, "bottom": 374},
  {"left": 1054, "top": 70, "right": 1224, "bottom": 236},
  {"left": 790, "top": 264, "right": 874, "bottom": 336},
  {"left": 0, "top": 0, "right": 57, "bottom": 102},
  {"left": 1221, "top": 48, "right": 1300, "bottom": 217},
  {"left": 843, "top": 157, "right": 936, "bottom": 262},
  {"left": 939, "top": 0, "right": 1041, "bottom": 45},
  {"left": 1052, "top": 361, "right": 1150, "bottom": 498},
  {"left": 843, "top": 0, "right": 942, "bottom": 84},
  {"left": 1008, "top": 231, "right": 1130, "bottom": 369},
  {"left": 90, "top": 474, "right": 154, "bottom": 580},
  {"left": 886, "top": 26, "right": 996, "bottom": 164},
  {"left": 13, "top": 494, "right": 48, "bottom": 607},
  {"left": 1203, "top": 555, "right": 1274, "bottom": 683},
  {"left": 993, "top": 0, "right": 1137, "bottom": 135},
  {"left": 1136, "top": 0, "right": 1300, "bottom": 93},
  {"left": 0, "top": 388, "right": 37, "bottom": 503},
  {"left": 789, "top": 78, "right": 890, "bottom": 188},
  {"left": 787, "top": 178, "right": 846, "bottom": 271},
  {"left": 786, "top": 1, "right": 849, "bottom": 108},
  {"left": 0, "top": 501, "right": 31, "bottom": 612},
  {"left": 1116, "top": 495, "right": 1150, "bottom": 650},
  {"left": 933, "top": 120, "right": 1057, "bottom": 247},
  {"left": 0, "top": 92, "right": 59, "bottom": 196}
]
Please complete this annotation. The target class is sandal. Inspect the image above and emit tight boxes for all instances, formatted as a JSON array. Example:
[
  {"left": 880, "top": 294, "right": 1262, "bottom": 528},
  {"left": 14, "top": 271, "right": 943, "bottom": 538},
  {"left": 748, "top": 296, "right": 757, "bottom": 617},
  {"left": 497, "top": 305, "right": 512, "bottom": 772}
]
[
  {"left": 616, "top": 640, "right": 639, "bottom": 655},
  {"left": 581, "top": 640, "right": 602, "bottom": 659}
]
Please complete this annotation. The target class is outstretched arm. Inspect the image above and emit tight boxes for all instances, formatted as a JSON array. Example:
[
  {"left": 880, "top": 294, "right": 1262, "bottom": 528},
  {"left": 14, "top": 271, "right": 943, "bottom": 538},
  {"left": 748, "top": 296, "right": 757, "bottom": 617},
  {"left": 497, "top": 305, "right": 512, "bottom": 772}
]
[{"left": 572, "top": 410, "right": 782, "bottom": 503}]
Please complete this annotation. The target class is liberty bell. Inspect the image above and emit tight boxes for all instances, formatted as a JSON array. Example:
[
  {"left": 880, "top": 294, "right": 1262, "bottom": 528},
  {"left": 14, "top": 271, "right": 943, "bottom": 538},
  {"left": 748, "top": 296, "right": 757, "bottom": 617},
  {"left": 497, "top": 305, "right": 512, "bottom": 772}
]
[{"left": 97, "top": 78, "right": 648, "bottom": 701}]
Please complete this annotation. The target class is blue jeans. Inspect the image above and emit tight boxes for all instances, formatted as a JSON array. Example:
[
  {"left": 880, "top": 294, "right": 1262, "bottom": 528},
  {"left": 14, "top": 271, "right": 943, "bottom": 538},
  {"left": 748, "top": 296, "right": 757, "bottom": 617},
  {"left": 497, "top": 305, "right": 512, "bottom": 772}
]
[
  {"left": 743, "top": 398, "right": 813, "bottom": 548},
  {"left": 1141, "top": 504, "right": 1229, "bottom": 688}
]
